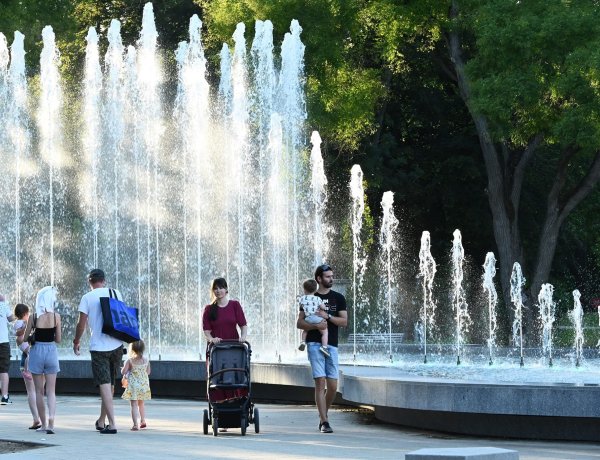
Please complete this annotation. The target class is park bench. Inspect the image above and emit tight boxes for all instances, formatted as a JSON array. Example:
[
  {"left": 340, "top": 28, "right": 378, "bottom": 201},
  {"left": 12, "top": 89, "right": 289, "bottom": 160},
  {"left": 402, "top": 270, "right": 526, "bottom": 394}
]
[{"left": 347, "top": 333, "right": 405, "bottom": 344}]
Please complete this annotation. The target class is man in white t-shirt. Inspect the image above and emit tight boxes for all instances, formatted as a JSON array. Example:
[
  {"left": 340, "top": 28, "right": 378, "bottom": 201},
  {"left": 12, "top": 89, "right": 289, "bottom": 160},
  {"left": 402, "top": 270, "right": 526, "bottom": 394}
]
[
  {"left": 0, "top": 294, "right": 15, "bottom": 404},
  {"left": 73, "top": 269, "right": 124, "bottom": 434}
]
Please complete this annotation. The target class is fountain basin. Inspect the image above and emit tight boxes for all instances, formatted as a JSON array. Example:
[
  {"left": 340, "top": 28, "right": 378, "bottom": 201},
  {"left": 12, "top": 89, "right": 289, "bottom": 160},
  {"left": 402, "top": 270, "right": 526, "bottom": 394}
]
[{"left": 8, "top": 359, "right": 600, "bottom": 441}]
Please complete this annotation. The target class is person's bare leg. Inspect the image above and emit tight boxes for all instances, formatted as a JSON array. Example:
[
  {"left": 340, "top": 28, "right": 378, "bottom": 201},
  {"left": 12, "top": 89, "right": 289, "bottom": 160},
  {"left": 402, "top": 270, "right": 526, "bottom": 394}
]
[
  {"left": 98, "top": 383, "right": 116, "bottom": 429},
  {"left": 0, "top": 372, "right": 8, "bottom": 398},
  {"left": 130, "top": 400, "right": 139, "bottom": 428},
  {"left": 32, "top": 374, "right": 46, "bottom": 429},
  {"left": 325, "top": 377, "right": 337, "bottom": 416},
  {"left": 314, "top": 377, "right": 328, "bottom": 423},
  {"left": 44, "top": 374, "right": 57, "bottom": 430},
  {"left": 24, "top": 378, "right": 40, "bottom": 425},
  {"left": 138, "top": 400, "right": 146, "bottom": 426}
]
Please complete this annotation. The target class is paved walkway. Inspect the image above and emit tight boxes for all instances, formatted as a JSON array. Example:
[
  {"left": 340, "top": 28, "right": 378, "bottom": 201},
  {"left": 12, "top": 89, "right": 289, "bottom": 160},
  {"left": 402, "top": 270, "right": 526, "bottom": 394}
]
[{"left": 0, "top": 395, "right": 598, "bottom": 459}]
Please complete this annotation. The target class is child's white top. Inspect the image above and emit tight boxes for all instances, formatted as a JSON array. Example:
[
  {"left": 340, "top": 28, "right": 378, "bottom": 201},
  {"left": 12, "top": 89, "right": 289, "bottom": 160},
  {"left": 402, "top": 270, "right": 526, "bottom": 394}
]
[
  {"left": 298, "top": 294, "right": 323, "bottom": 316},
  {"left": 13, "top": 319, "right": 30, "bottom": 352},
  {"left": 12, "top": 319, "right": 26, "bottom": 334}
]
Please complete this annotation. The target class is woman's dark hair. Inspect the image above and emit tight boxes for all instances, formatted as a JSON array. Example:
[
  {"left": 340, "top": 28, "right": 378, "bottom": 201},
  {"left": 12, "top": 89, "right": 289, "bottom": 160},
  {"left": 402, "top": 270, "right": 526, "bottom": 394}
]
[{"left": 209, "top": 278, "right": 228, "bottom": 321}]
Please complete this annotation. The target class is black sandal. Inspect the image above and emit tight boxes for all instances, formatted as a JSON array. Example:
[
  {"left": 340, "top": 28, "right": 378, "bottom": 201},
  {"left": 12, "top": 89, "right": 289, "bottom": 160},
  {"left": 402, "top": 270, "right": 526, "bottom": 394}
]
[
  {"left": 28, "top": 423, "right": 42, "bottom": 430},
  {"left": 95, "top": 420, "right": 105, "bottom": 431}
]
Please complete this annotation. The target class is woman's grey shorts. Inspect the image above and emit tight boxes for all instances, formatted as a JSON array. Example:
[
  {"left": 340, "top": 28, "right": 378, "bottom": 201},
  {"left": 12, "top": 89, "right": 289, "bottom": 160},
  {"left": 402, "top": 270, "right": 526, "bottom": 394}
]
[{"left": 28, "top": 342, "right": 60, "bottom": 375}]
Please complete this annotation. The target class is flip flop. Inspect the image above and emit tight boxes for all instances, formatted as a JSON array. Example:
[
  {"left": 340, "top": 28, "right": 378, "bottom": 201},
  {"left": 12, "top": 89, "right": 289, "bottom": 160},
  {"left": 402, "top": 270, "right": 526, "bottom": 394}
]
[
  {"left": 46, "top": 429, "right": 55, "bottom": 435},
  {"left": 28, "top": 423, "right": 42, "bottom": 430},
  {"left": 95, "top": 420, "right": 105, "bottom": 431},
  {"left": 139, "top": 422, "right": 147, "bottom": 429},
  {"left": 131, "top": 426, "right": 139, "bottom": 431}
]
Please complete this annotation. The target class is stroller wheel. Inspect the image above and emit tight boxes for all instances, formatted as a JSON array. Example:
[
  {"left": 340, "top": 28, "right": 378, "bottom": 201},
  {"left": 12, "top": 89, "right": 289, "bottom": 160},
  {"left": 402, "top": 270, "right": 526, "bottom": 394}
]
[
  {"left": 203, "top": 409, "right": 209, "bottom": 435},
  {"left": 212, "top": 417, "right": 218, "bottom": 437},
  {"left": 253, "top": 407, "right": 260, "bottom": 434},
  {"left": 241, "top": 416, "right": 247, "bottom": 436}
]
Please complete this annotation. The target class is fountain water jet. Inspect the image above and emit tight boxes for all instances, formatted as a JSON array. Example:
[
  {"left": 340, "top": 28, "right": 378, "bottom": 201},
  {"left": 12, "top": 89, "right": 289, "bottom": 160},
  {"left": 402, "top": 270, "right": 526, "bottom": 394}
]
[
  {"left": 83, "top": 27, "right": 102, "bottom": 269},
  {"left": 482, "top": 252, "right": 498, "bottom": 365},
  {"left": 451, "top": 229, "right": 470, "bottom": 365},
  {"left": 510, "top": 262, "right": 526, "bottom": 367},
  {"left": 7, "top": 31, "right": 28, "bottom": 302},
  {"left": 104, "top": 20, "right": 125, "bottom": 288},
  {"left": 310, "top": 131, "right": 328, "bottom": 266},
  {"left": 538, "top": 283, "right": 555, "bottom": 366},
  {"left": 418, "top": 231, "right": 436, "bottom": 364},
  {"left": 350, "top": 164, "right": 366, "bottom": 360},
  {"left": 569, "top": 289, "right": 584, "bottom": 367},
  {"left": 38, "top": 26, "right": 62, "bottom": 287},
  {"left": 379, "top": 191, "right": 399, "bottom": 362}
]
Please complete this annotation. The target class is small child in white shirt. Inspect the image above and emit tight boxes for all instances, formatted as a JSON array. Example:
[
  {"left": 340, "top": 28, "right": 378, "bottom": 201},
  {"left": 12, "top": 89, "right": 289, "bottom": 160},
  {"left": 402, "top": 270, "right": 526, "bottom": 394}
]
[
  {"left": 13, "top": 303, "right": 32, "bottom": 380},
  {"left": 298, "top": 279, "right": 330, "bottom": 357}
]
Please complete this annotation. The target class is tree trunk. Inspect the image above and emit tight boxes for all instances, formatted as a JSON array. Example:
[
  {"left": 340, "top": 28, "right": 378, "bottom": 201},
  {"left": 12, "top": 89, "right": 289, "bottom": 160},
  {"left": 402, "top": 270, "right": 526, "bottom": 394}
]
[
  {"left": 530, "top": 149, "right": 600, "bottom": 300},
  {"left": 447, "top": 2, "right": 539, "bottom": 337}
]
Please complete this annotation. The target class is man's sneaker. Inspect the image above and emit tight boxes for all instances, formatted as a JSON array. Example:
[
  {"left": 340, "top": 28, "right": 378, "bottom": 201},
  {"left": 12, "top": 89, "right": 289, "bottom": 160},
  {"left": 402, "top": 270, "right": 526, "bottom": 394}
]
[
  {"left": 298, "top": 342, "right": 306, "bottom": 351},
  {"left": 1, "top": 395, "right": 12, "bottom": 405},
  {"left": 319, "top": 346, "right": 331, "bottom": 357},
  {"left": 320, "top": 421, "right": 333, "bottom": 433}
]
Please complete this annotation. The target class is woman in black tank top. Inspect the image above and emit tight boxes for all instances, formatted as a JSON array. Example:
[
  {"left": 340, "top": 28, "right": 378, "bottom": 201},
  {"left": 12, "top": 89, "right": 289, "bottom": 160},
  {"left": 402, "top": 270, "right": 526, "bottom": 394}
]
[{"left": 23, "top": 286, "right": 62, "bottom": 434}]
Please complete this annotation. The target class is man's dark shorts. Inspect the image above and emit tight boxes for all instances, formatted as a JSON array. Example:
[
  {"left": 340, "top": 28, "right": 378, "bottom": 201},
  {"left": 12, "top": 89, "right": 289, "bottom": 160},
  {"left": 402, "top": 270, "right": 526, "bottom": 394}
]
[
  {"left": 0, "top": 342, "right": 10, "bottom": 373},
  {"left": 91, "top": 347, "right": 123, "bottom": 387}
]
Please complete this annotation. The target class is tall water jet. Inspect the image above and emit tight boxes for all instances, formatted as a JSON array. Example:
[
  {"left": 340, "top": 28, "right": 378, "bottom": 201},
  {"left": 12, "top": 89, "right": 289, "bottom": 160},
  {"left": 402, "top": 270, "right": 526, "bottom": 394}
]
[
  {"left": 231, "top": 22, "right": 249, "bottom": 310},
  {"left": 0, "top": 33, "right": 12, "bottom": 297},
  {"left": 174, "top": 13, "right": 211, "bottom": 354},
  {"left": 0, "top": 34, "right": 8, "bottom": 152},
  {"left": 267, "top": 114, "right": 286, "bottom": 355},
  {"left": 418, "top": 231, "right": 436, "bottom": 364},
  {"left": 482, "top": 252, "right": 498, "bottom": 365},
  {"left": 350, "top": 164, "right": 366, "bottom": 360},
  {"left": 250, "top": 20, "right": 276, "bottom": 335},
  {"left": 510, "top": 262, "right": 525, "bottom": 367},
  {"left": 7, "top": 31, "right": 28, "bottom": 302},
  {"left": 310, "top": 131, "right": 328, "bottom": 266},
  {"left": 137, "top": 3, "right": 163, "bottom": 358},
  {"left": 538, "top": 283, "right": 555, "bottom": 367},
  {"left": 104, "top": 19, "right": 125, "bottom": 287},
  {"left": 218, "top": 43, "right": 232, "bottom": 284},
  {"left": 123, "top": 45, "right": 143, "bottom": 327},
  {"left": 569, "top": 289, "right": 584, "bottom": 367},
  {"left": 38, "top": 26, "right": 62, "bottom": 287},
  {"left": 379, "top": 191, "right": 399, "bottom": 362},
  {"left": 280, "top": 20, "right": 307, "bottom": 339},
  {"left": 451, "top": 229, "right": 470, "bottom": 365},
  {"left": 83, "top": 27, "right": 102, "bottom": 269}
]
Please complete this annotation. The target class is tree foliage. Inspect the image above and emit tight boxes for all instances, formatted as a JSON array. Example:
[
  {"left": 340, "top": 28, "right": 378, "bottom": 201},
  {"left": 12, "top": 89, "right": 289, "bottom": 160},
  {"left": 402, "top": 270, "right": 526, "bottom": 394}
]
[{"left": 197, "top": 0, "right": 385, "bottom": 151}]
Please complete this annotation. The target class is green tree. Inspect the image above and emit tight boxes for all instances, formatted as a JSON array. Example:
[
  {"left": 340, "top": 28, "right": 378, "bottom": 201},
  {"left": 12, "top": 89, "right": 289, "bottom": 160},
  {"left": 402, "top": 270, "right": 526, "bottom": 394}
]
[{"left": 445, "top": 0, "right": 600, "bottom": 328}]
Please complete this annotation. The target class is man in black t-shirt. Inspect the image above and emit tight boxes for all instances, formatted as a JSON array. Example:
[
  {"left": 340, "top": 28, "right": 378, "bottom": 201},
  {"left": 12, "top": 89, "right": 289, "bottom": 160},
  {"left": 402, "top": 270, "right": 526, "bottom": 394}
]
[{"left": 296, "top": 264, "right": 347, "bottom": 433}]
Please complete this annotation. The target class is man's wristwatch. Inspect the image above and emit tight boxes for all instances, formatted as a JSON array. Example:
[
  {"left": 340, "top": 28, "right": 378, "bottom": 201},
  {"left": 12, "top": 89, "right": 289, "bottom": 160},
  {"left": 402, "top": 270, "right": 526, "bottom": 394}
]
[{"left": 327, "top": 314, "right": 332, "bottom": 321}]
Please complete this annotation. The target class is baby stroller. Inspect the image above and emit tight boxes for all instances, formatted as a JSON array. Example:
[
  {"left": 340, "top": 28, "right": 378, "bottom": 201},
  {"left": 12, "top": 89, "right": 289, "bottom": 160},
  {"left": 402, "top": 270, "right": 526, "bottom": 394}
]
[{"left": 203, "top": 341, "right": 259, "bottom": 436}]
